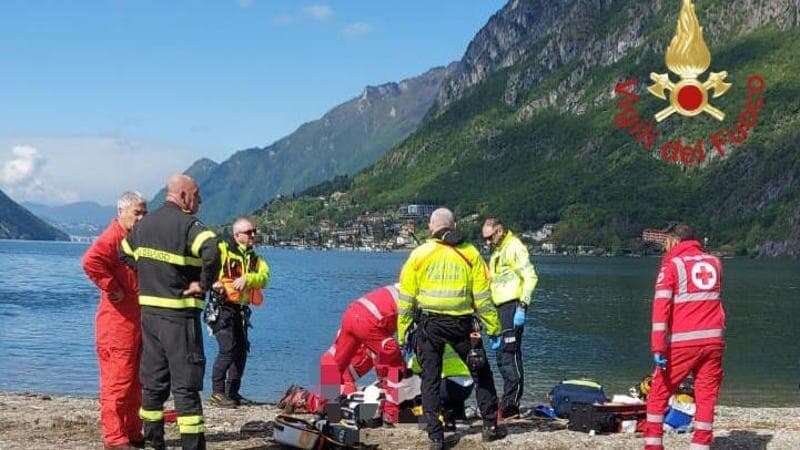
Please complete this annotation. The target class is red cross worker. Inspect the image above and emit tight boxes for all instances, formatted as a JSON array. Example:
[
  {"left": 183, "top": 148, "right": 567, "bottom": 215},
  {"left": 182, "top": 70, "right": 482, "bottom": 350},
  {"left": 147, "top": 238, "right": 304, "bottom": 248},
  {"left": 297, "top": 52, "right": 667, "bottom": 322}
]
[
  {"left": 319, "top": 285, "right": 405, "bottom": 423},
  {"left": 645, "top": 224, "right": 726, "bottom": 450}
]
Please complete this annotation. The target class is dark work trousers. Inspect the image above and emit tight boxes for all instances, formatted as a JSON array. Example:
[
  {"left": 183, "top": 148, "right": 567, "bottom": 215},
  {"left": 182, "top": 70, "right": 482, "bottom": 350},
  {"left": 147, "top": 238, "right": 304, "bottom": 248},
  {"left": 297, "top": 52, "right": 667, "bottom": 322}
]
[
  {"left": 140, "top": 309, "right": 206, "bottom": 450},
  {"left": 496, "top": 300, "right": 524, "bottom": 413},
  {"left": 211, "top": 304, "right": 249, "bottom": 397},
  {"left": 440, "top": 378, "right": 474, "bottom": 421},
  {"left": 416, "top": 314, "right": 498, "bottom": 441}
]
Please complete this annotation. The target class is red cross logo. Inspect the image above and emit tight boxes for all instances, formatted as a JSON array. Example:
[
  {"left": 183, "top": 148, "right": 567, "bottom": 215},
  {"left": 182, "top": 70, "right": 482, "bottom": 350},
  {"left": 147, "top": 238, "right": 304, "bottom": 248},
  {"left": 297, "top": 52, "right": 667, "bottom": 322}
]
[{"left": 691, "top": 262, "right": 717, "bottom": 290}]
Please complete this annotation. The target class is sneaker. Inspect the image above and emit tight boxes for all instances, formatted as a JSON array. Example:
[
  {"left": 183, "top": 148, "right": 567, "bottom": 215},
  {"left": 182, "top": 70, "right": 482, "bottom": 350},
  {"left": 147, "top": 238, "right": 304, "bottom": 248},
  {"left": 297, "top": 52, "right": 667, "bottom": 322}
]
[
  {"left": 208, "top": 392, "right": 238, "bottom": 408},
  {"left": 481, "top": 423, "right": 507, "bottom": 442}
]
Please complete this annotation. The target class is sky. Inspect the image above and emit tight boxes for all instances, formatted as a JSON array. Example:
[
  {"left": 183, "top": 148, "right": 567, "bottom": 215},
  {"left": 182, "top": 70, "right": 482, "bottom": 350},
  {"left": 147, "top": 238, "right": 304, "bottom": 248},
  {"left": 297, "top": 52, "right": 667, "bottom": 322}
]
[{"left": 0, "top": 0, "right": 506, "bottom": 205}]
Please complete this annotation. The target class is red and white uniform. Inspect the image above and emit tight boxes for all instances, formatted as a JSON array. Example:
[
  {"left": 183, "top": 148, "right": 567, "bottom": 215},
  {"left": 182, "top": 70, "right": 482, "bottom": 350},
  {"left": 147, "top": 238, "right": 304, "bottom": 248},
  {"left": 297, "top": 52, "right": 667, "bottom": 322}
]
[
  {"left": 645, "top": 240, "right": 725, "bottom": 450},
  {"left": 82, "top": 219, "right": 142, "bottom": 448},
  {"left": 319, "top": 285, "right": 404, "bottom": 423}
]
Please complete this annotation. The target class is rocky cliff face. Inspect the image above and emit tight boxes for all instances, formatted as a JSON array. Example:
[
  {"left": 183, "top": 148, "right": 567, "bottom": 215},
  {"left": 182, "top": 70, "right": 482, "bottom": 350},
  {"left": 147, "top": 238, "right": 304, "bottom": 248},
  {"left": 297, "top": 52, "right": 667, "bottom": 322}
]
[
  {"left": 190, "top": 64, "right": 454, "bottom": 224},
  {"left": 334, "top": 0, "right": 800, "bottom": 257},
  {"left": 433, "top": 0, "right": 800, "bottom": 118}
]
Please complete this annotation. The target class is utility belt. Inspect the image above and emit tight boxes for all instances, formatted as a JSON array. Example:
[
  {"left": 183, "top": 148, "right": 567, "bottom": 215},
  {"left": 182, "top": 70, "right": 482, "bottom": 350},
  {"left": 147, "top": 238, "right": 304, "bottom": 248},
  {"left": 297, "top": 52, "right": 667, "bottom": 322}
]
[{"left": 418, "top": 309, "right": 472, "bottom": 320}]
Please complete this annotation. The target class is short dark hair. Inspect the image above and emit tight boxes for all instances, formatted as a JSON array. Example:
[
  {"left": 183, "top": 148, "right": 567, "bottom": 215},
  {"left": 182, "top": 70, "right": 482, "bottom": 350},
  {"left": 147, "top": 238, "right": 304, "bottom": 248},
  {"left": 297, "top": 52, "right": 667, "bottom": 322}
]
[
  {"left": 483, "top": 217, "right": 503, "bottom": 228},
  {"left": 668, "top": 223, "right": 696, "bottom": 241}
]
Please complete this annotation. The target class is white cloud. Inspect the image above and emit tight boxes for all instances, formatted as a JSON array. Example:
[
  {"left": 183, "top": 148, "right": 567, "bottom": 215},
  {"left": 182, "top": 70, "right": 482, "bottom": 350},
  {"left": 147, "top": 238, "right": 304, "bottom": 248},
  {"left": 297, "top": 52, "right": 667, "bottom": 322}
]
[
  {"left": 238, "top": 0, "right": 254, "bottom": 9},
  {"left": 0, "top": 136, "right": 197, "bottom": 206},
  {"left": 302, "top": 4, "right": 333, "bottom": 21},
  {"left": 342, "top": 22, "right": 373, "bottom": 38},
  {"left": 1, "top": 145, "right": 44, "bottom": 186},
  {"left": 0, "top": 145, "right": 78, "bottom": 204}
]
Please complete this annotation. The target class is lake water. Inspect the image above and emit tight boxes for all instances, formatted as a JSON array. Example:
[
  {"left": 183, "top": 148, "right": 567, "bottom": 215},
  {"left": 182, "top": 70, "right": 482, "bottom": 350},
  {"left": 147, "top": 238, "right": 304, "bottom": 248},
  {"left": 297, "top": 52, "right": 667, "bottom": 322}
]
[{"left": 0, "top": 240, "right": 798, "bottom": 406}]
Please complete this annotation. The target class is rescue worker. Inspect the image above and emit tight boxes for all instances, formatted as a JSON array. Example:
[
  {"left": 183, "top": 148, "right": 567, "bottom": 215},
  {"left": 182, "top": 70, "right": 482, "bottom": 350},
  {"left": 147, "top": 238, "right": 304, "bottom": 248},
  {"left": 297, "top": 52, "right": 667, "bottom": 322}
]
[
  {"left": 82, "top": 191, "right": 147, "bottom": 449},
  {"left": 120, "top": 175, "right": 220, "bottom": 450},
  {"left": 397, "top": 208, "right": 505, "bottom": 450},
  {"left": 319, "top": 285, "right": 404, "bottom": 424},
  {"left": 644, "top": 224, "right": 726, "bottom": 450},
  {"left": 481, "top": 217, "right": 538, "bottom": 419},
  {"left": 209, "top": 217, "right": 270, "bottom": 408}
]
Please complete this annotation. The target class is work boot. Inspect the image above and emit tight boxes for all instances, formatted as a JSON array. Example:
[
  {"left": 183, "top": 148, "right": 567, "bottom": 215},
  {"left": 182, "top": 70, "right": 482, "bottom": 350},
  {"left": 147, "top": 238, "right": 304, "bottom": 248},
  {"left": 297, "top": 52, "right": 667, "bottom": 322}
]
[
  {"left": 499, "top": 405, "right": 520, "bottom": 421},
  {"left": 180, "top": 433, "right": 206, "bottom": 450},
  {"left": 481, "top": 423, "right": 507, "bottom": 442},
  {"left": 429, "top": 439, "right": 445, "bottom": 450},
  {"left": 230, "top": 393, "right": 256, "bottom": 406},
  {"left": 143, "top": 421, "right": 165, "bottom": 450},
  {"left": 208, "top": 392, "right": 238, "bottom": 409}
]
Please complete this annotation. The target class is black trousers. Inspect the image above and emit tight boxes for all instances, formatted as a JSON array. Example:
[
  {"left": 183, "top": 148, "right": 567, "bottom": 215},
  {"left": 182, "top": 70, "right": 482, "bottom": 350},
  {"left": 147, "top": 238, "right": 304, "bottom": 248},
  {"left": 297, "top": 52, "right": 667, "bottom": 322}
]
[
  {"left": 416, "top": 314, "right": 498, "bottom": 441},
  {"left": 496, "top": 300, "right": 524, "bottom": 412},
  {"left": 211, "top": 304, "right": 249, "bottom": 396},
  {"left": 140, "top": 310, "right": 206, "bottom": 450},
  {"left": 440, "top": 378, "right": 473, "bottom": 421}
]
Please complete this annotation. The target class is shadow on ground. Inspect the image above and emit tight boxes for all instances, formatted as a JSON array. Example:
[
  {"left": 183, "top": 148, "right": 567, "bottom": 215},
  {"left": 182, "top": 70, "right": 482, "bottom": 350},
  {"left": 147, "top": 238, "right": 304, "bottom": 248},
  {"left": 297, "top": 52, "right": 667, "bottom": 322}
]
[{"left": 712, "top": 430, "right": 773, "bottom": 450}]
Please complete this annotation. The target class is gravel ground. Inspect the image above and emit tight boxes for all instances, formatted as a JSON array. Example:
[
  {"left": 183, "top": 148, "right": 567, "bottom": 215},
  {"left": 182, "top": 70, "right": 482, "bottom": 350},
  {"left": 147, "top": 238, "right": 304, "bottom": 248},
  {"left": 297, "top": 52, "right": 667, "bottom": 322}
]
[{"left": 1, "top": 392, "right": 798, "bottom": 449}]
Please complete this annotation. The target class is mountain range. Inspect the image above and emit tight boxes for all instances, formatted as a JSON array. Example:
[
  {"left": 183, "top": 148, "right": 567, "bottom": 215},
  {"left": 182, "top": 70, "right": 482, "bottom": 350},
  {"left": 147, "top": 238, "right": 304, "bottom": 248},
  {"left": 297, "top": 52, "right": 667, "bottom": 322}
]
[
  {"left": 252, "top": 0, "right": 800, "bottom": 258},
  {"left": 0, "top": 189, "right": 69, "bottom": 240},
  {"left": 164, "top": 66, "right": 455, "bottom": 224}
]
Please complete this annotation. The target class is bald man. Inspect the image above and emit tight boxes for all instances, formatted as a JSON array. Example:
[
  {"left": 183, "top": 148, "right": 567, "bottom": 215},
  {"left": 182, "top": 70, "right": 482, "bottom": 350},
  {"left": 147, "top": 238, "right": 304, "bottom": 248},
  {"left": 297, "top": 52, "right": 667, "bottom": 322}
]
[
  {"left": 208, "top": 217, "right": 270, "bottom": 408},
  {"left": 121, "top": 174, "right": 220, "bottom": 450}
]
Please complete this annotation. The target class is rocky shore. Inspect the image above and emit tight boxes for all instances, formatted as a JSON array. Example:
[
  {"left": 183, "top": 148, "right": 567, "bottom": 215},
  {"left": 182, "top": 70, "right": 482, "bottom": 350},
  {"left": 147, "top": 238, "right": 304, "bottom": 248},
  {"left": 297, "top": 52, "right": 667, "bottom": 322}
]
[{"left": 1, "top": 392, "right": 798, "bottom": 449}]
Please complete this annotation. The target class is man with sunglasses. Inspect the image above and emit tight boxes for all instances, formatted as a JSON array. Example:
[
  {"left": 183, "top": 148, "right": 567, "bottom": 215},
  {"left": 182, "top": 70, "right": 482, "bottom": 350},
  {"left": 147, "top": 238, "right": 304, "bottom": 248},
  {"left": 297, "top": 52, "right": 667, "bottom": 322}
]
[
  {"left": 481, "top": 217, "right": 538, "bottom": 420},
  {"left": 209, "top": 217, "right": 270, "bottom": 408}
]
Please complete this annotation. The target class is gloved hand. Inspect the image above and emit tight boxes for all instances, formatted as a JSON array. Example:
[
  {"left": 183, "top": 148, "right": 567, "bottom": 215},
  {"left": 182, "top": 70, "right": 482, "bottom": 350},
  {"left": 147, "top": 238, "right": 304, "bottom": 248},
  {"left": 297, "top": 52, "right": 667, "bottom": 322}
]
[
  {"left": 513, "top": 306, "right": 526, "bottom": 328},
  {"left": 401, "top": 348, "right": 412, "bottom": 364},
  {"left": 489, "top": 336, "right": 502, "bottom": 351},
  {"left": 653, "top": 353, "right": 667, "bottom": 370}
]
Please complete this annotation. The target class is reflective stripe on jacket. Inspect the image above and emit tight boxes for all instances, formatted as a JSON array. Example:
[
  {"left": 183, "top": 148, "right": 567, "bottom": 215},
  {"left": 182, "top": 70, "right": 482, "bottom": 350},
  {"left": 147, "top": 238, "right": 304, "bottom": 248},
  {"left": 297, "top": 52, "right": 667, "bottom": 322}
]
[
  {"left": 397, "top": 239, "right": 499, "bottom": 344},
  {"left": 488, "top": 231, "right": 538, "bottom": 306},
  {"left": 651, "top": 240, "right": 725, "bottom": 353},
  {"left": 120, "top": 202, "right": 220, "bottom": 312},
  {"left": 217, "top": 239, "right": 270, "bottom": 304}
]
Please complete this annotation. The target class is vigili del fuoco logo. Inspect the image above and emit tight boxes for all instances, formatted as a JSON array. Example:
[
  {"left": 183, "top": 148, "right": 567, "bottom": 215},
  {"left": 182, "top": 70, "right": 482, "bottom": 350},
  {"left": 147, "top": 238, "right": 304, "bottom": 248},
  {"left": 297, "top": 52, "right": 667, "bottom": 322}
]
[{"left": 614, "top": 0, "right": 766, "bottom": 166}]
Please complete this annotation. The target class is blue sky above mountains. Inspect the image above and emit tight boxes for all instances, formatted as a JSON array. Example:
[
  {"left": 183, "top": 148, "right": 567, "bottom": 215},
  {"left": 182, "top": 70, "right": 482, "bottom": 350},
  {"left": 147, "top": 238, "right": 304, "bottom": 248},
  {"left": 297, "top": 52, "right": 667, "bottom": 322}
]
[{"left": 0, "top": 0, "right": 504, "bottom": 205}]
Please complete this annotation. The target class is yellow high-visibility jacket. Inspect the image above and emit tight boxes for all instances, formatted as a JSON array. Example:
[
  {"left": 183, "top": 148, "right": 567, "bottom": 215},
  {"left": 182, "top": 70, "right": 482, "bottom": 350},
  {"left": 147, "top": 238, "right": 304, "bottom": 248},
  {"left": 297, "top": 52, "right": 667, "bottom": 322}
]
[
  {"left": 488, "top": 231, "right": 538, "bottom": 306},
  {"left": 410, "top": 343, "right": 471, "bottom": 378},
  {"left": 217, "top": 239, "right": 270, "bottom": 305},
  {"left": 397, "top": 239, "right": 500, "bottom": 345}
]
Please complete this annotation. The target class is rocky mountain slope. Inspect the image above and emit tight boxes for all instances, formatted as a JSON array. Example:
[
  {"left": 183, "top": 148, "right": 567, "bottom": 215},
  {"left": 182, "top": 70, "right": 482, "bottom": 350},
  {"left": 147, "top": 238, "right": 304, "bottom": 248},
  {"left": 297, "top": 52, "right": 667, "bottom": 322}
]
[
  {"left": 0, "top": 189, "right": 70, "bottom": 241},
  {"left": 258, "top": 0, "right": 800, "bottom": 257},
  {"left": 179, "top": 66, "right": 454, "bottom": 224}
]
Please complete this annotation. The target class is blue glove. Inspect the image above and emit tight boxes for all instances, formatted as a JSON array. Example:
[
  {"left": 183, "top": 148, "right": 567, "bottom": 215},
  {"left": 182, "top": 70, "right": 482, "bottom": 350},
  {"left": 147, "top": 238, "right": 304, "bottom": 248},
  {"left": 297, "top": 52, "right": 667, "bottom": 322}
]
[
  {"left": 401, "top": 347, "right": 411, "bottom": 363},
  {"left": 513, "top": 306, "right": 526, "bottom": 328},
  {"left": 489, "top": 336, "right": 502, "bottom": 351},
  {"left": 653, "top": 353, "right": 667, "bottom": 369}
]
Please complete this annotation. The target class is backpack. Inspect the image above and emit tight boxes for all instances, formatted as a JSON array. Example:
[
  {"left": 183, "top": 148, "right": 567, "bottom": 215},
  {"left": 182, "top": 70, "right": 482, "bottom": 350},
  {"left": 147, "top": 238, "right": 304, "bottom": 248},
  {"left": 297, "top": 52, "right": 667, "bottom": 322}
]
[{"left": 549, "top": 379, "right": 608, "bottom": 419}]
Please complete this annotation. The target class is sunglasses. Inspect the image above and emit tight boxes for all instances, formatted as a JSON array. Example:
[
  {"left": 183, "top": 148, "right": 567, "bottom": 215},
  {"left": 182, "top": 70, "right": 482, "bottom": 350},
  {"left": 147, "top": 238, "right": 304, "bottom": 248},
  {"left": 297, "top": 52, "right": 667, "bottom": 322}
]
[{"left": 237, "top": 229, "right": 257, "bottom": 236}]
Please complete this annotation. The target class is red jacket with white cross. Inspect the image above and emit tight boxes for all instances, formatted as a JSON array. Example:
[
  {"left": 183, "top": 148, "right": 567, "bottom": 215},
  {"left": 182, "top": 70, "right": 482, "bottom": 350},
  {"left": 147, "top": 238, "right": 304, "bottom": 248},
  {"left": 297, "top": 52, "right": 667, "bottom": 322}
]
[{"left": 651, "top": 240, "right": 726, "bottom": 353}]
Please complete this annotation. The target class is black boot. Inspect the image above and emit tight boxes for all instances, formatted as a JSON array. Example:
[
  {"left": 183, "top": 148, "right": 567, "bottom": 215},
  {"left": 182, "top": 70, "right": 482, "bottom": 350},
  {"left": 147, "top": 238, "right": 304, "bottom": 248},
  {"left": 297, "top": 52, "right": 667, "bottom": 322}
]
[
  {"left": 481, "top": 422, "right": 507, "bottom": 442},
  {"left": 142, "top": 421, "right": 165, "bottom": 450},
  {"left": 180, "top": 433, "right": 206, "bottom": 450}
]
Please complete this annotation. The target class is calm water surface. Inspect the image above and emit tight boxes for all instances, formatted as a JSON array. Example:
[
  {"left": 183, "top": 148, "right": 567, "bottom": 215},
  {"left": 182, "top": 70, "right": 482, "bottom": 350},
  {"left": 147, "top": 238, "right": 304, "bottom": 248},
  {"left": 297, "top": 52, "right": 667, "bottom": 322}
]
[{"left": 0, "top": 240, "right": 798, "bottom": 406}]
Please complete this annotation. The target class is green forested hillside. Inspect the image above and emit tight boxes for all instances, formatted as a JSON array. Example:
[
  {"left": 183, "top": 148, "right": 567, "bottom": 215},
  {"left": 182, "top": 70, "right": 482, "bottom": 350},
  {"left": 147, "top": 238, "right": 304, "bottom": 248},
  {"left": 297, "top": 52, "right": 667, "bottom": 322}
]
[{"left": 255, "top": 0, "right": 800, "bottom": 256}]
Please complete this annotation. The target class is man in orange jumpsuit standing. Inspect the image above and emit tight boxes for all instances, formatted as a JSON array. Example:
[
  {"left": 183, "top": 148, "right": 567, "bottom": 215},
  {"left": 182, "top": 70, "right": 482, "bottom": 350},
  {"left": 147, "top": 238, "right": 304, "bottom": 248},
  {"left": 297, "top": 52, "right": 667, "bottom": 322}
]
[
  {"left": 82, "top": 191, "right": 148, "bottom": 449},
  {"left": 644, "top": 224, "right": 726, "bottom": 450},
  {"left": 320, "top": 285, "right": 405, "bottom": 423}
]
